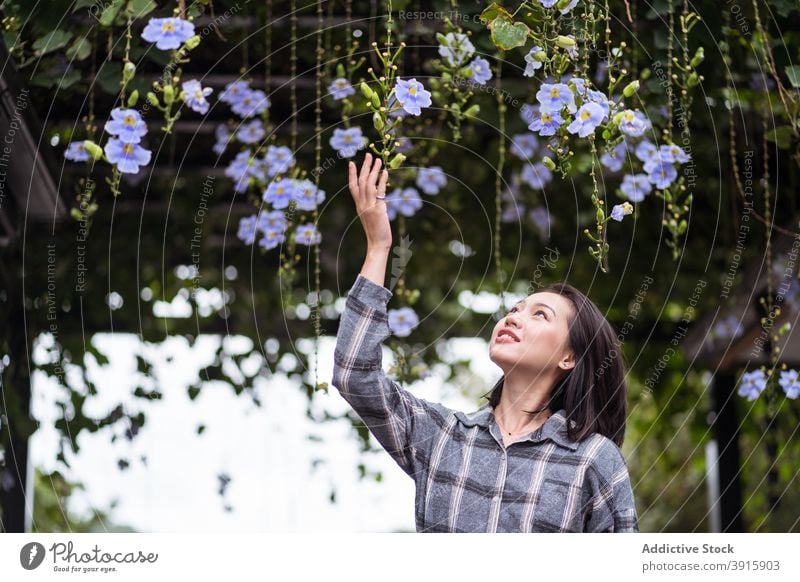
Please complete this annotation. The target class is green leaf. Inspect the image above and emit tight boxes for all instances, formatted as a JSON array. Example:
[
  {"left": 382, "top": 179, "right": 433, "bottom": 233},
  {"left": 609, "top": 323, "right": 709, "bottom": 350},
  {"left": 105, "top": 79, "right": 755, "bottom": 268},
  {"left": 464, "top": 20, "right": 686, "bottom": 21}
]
[
  {"left": 489, "top": 15, "right": 530, "bottom": 51},
  {"left": 30, "top": 69, "right": 81, "bottom": 89},
  {"left": 32, "top": 29, "right": 73, "bottom": 55},
  {"left": 127, "top": 0, "right": 157, "bottom": 19},
  {"left": 764, "top": 126, "right": 795, "bottom": 149},
  {"left": 785, "top": 65, "right": 800, "bottom": 88},
  {"left": 96, "top": 63, "right": 123, "bottom": 94},
  {"left": 99, "top": 0, "right": 126, "bottom": 27},
  {"left": 66, "top": 35, "right": 91, "bottom": 61},
  {"left": 480, "top": 2, "right": 512, "bottom": 23}
]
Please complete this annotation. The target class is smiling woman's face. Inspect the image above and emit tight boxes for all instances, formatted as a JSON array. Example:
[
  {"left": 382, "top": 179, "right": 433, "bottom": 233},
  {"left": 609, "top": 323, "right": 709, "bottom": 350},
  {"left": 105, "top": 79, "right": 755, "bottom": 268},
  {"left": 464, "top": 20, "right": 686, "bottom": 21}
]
[{"left": 489, "top": 291, "right": 575, "bottom": 378}]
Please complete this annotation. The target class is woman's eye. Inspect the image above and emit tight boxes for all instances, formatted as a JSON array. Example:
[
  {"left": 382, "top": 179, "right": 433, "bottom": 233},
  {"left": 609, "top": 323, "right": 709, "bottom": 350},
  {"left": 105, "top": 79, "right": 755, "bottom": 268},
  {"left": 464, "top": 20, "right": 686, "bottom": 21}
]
[{"left": 535, "top": 310, "right": 546, "bottom": 318}]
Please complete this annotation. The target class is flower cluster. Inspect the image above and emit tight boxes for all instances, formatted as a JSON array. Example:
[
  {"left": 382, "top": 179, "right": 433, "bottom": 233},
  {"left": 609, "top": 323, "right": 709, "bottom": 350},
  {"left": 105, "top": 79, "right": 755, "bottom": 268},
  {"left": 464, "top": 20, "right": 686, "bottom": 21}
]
[
  {"left": 219, "top": 80, "right": 270, "bottom": 119},
  {"left": 437, "top": 32, "right": 494, "bottom": 86},
  {"left": 601, "top": 137, "right": 691, "bottom": 198},
  {"left": 224, "top": 145, "right": 296, "bottom": 193},
  {"left": 737, "top": 368, "right": 800, "bottom": 400},
  {"left": 103, "top": 108, "right": 152, "bottom": 174}
]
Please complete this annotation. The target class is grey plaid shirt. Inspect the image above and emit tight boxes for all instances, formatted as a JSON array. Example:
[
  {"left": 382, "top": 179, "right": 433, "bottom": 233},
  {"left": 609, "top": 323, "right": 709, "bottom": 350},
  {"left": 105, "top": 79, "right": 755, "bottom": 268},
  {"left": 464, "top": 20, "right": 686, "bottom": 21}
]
[{"left": 332, "top": 274, "right": 639, "bottom": 533}]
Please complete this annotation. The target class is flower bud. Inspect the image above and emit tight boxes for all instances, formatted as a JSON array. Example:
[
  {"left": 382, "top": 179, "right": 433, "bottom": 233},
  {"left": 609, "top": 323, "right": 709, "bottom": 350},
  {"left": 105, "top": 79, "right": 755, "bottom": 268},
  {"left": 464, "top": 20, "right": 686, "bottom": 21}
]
[
  {"left": 163, "top": 85, "right": 174, "bottom": 105},
  {"left": 83, "top": 140, "right": 103, "bottom": 161},
  {"left": 373, "top": 111, "right": 384, "bottom": 131},
  {"left": 184, "top": 35, "right": 201, "bottom": 50},
  {"left": 623, "top": 80, "right": 639, "bottom": 97},
  {"left": 464, "top": 104, "right": 480, "bottom": 118},
  {"left": 542, "top": 156, "right": 556, "bottom": 171},
  {"left": 146, "top": 92, "right": 160, "bottom": 107},
  {"left": 127, "top": 89, "right": 139, "bottom": 108},
  {"left": 388, "top": 153, "right": 406, "bottom": 169},
  {"left": 360, "top": 82, "right": 374, "bottom": 100},
  {"left": 122, "top": 61, "right": 136, "bottom": 84},
  {"left": 555, "top": 35, "right": 576, "bottom": 48}
]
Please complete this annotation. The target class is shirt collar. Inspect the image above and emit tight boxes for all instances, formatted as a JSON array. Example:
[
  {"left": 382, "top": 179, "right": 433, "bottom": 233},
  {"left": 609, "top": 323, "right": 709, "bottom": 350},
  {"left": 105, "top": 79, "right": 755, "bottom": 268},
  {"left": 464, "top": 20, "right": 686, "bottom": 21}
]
[{"left": 455, "top": 404, "right": 580, "bottom": 451}]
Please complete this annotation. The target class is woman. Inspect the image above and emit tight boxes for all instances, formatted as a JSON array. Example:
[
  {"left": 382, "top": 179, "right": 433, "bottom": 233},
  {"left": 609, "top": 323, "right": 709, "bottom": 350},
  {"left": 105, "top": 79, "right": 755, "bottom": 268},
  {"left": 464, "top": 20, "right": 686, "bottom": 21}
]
[{"left": 332, "top": 153, "right": 639, "bottom": 533}]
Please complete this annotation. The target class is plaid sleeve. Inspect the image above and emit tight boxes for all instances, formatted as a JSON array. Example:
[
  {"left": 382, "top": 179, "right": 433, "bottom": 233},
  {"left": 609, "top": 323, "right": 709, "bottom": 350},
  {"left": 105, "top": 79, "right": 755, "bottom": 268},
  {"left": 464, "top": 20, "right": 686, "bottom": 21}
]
[
  {"left": 332, "top": 274, "right": 448, "bottom": 479},
  {"left": 585, "top": 444, "right": 640, "bottom": 533}
]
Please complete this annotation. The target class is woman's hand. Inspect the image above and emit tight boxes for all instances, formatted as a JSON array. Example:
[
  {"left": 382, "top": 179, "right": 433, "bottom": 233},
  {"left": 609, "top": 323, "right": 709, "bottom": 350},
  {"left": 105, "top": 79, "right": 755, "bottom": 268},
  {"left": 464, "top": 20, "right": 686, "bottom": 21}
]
[{"left": 348, "top": 152, "right": 391, "bottom": 252}]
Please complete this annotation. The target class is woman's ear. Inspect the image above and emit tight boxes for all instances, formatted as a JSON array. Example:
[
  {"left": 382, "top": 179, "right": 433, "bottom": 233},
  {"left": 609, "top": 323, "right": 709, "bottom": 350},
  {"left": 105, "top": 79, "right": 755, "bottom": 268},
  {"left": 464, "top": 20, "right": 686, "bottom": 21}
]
[{"left": 558, "top": 350, "right": 576, "bottom": 372}]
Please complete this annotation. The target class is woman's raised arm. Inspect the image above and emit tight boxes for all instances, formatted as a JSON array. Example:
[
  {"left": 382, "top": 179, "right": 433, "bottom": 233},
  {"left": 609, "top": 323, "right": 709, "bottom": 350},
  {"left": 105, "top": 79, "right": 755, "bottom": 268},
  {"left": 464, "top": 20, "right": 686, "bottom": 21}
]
[{"left": 331, "top": 153, "right": 452, "bottom": 479}]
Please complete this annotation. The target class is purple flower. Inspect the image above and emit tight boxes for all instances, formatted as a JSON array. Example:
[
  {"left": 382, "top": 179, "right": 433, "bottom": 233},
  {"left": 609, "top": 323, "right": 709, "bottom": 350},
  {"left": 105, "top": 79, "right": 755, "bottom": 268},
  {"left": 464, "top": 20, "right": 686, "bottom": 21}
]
[
  {"left": 645, "top": 161, "right": 677, "bottom": 189},
  {"left": 536, "top": 83, "right": 577, "bottom": 114},
  {"left": 388, "top": 306, "right": 419, "bottom": 337},
  {"left": 511, "top": 133, "right": 539, "bottom": 160},
  {"left": 237, "top": 215, "right": 258, "bottom": 244},
  {"left": 329, "top": 127, "right": 366, "bottom": 158},
  {"left": 620, "top": 173, "right": 652, "bottom": 202},
  {"left": 524, "top": 46, "right": 545, "bottom": 77},
  {"left": 528, "top": 110, "right": 564, "bottom": 136},
  {"left": 219, "top": 81, "right": 250, "bottom": 105},
  {"left": 225, "top": 151, "right": 266, "bottom": 192},
  {"left": 295, "top": 222, "right": 322, "bottom": 245},
  {"left": 467, "top": 57, "right": 493, "bottom": 84},
  {"left": 64, "top": 141, "right": 90, "bottom": 162},
  {"left": 737, "top": 369, "right": 767, "bottom": 401},
  {"left": 328, "top": 77, "right": 355, "bottom": 100},
  {"left": 520, "top": 103, "right": 540, "bottom": 126},
  {"left": 213, "top": 124, "right": 231, "bottom": 156},
  {"left": 713, "top": 315, "right": 744, "bottom": 342},
  {"left": 659, "top": 144, "right": 691, "bottom": 164},
  {"left": 585, "top": 89, "right": 611, "bottom": 121},
  {"left": 231, "top": 89, "right": 270, "bottom": 118},
  {"left": 256, "top": 210, "right": 288, "bottom": 234},
  {"left": 416, "top": 166, "right": 447, "bottom": 195},
  {"left": 779, "top": 369, "right": 800, "bottom": 399},
  {"left": 529, "top": 206, "right": 551, "bottom": 241},
  {"left": 181, "top": 79, "right": 212, "bottom": 114},
  {"left": 104, "top": 138, "right": 151, "bottom": 174},
  {"left": 263, "top": 178, "right": 298, "bottom": 209},
  {"left": 104, "top": 108, "right": 147, "bottom": 144},
  {"left": 394, "top": 78, "right": 432, "bottom": 116},
  {"left": 618, "top": 109, "right": 650, "bottom": 137},
  {"left": 438, "top": 32, "right": 475, "bottom": 67},
  {"left": 293, "top": 179, "right": 326, "bottom": 211},
  {"left": 264, "top": 145, "right": 295, "bottom": 176},
  {"left": 259, "top": 229, "right": 286, "bottom": 250},
  {"left": 601, "top": 141, "right": 630, "bottom": 172},
  {"left": 610, "top": 201, "right": 634, "bottom": 221},
  {"left": 236, "top": 119, "right": 266, "bottom": 145},
  {"left": 567, "top": 102, "right": 605, "bottom": 137},
  {"left": 538, "top": 0, "right": 558, "bottom": 7},
  {"left": 141, "top": 17, "right": 195, "bottom": 50},
  {"left": 635, "top": 139, "right": 657, "bottom": 162},
  {"left": 385, "top": 187, "right": 423, "bottom": 219},
  {"left": 395, "top": 136, "right": 413, "bottom": 153},
  {"left": 521, "top": 162, "right": 553, "bottom": 190}
]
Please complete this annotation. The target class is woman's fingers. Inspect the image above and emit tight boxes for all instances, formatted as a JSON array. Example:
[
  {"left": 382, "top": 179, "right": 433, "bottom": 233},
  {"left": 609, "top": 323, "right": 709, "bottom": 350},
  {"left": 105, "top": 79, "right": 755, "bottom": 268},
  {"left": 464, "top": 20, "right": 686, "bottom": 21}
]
[
  {"left": 348, "top": 161, "right": 359, "bottom": 198},
  {"left": 358, "top": 152, "right": 372, "bottom": 191},
  {"left": 367, "top": 156, "right": 382, "bottom": 193},
  {"left": 376, "top": 169, "right": 388, "bottom": 198}
]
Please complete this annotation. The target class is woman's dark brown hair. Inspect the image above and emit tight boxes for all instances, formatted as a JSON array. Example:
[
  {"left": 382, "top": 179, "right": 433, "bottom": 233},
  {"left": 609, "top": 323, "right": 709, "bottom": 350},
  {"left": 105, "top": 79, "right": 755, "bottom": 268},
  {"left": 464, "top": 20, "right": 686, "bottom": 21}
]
[{"left": 481, "top": 281, "right": 629, "bottom": 447}]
